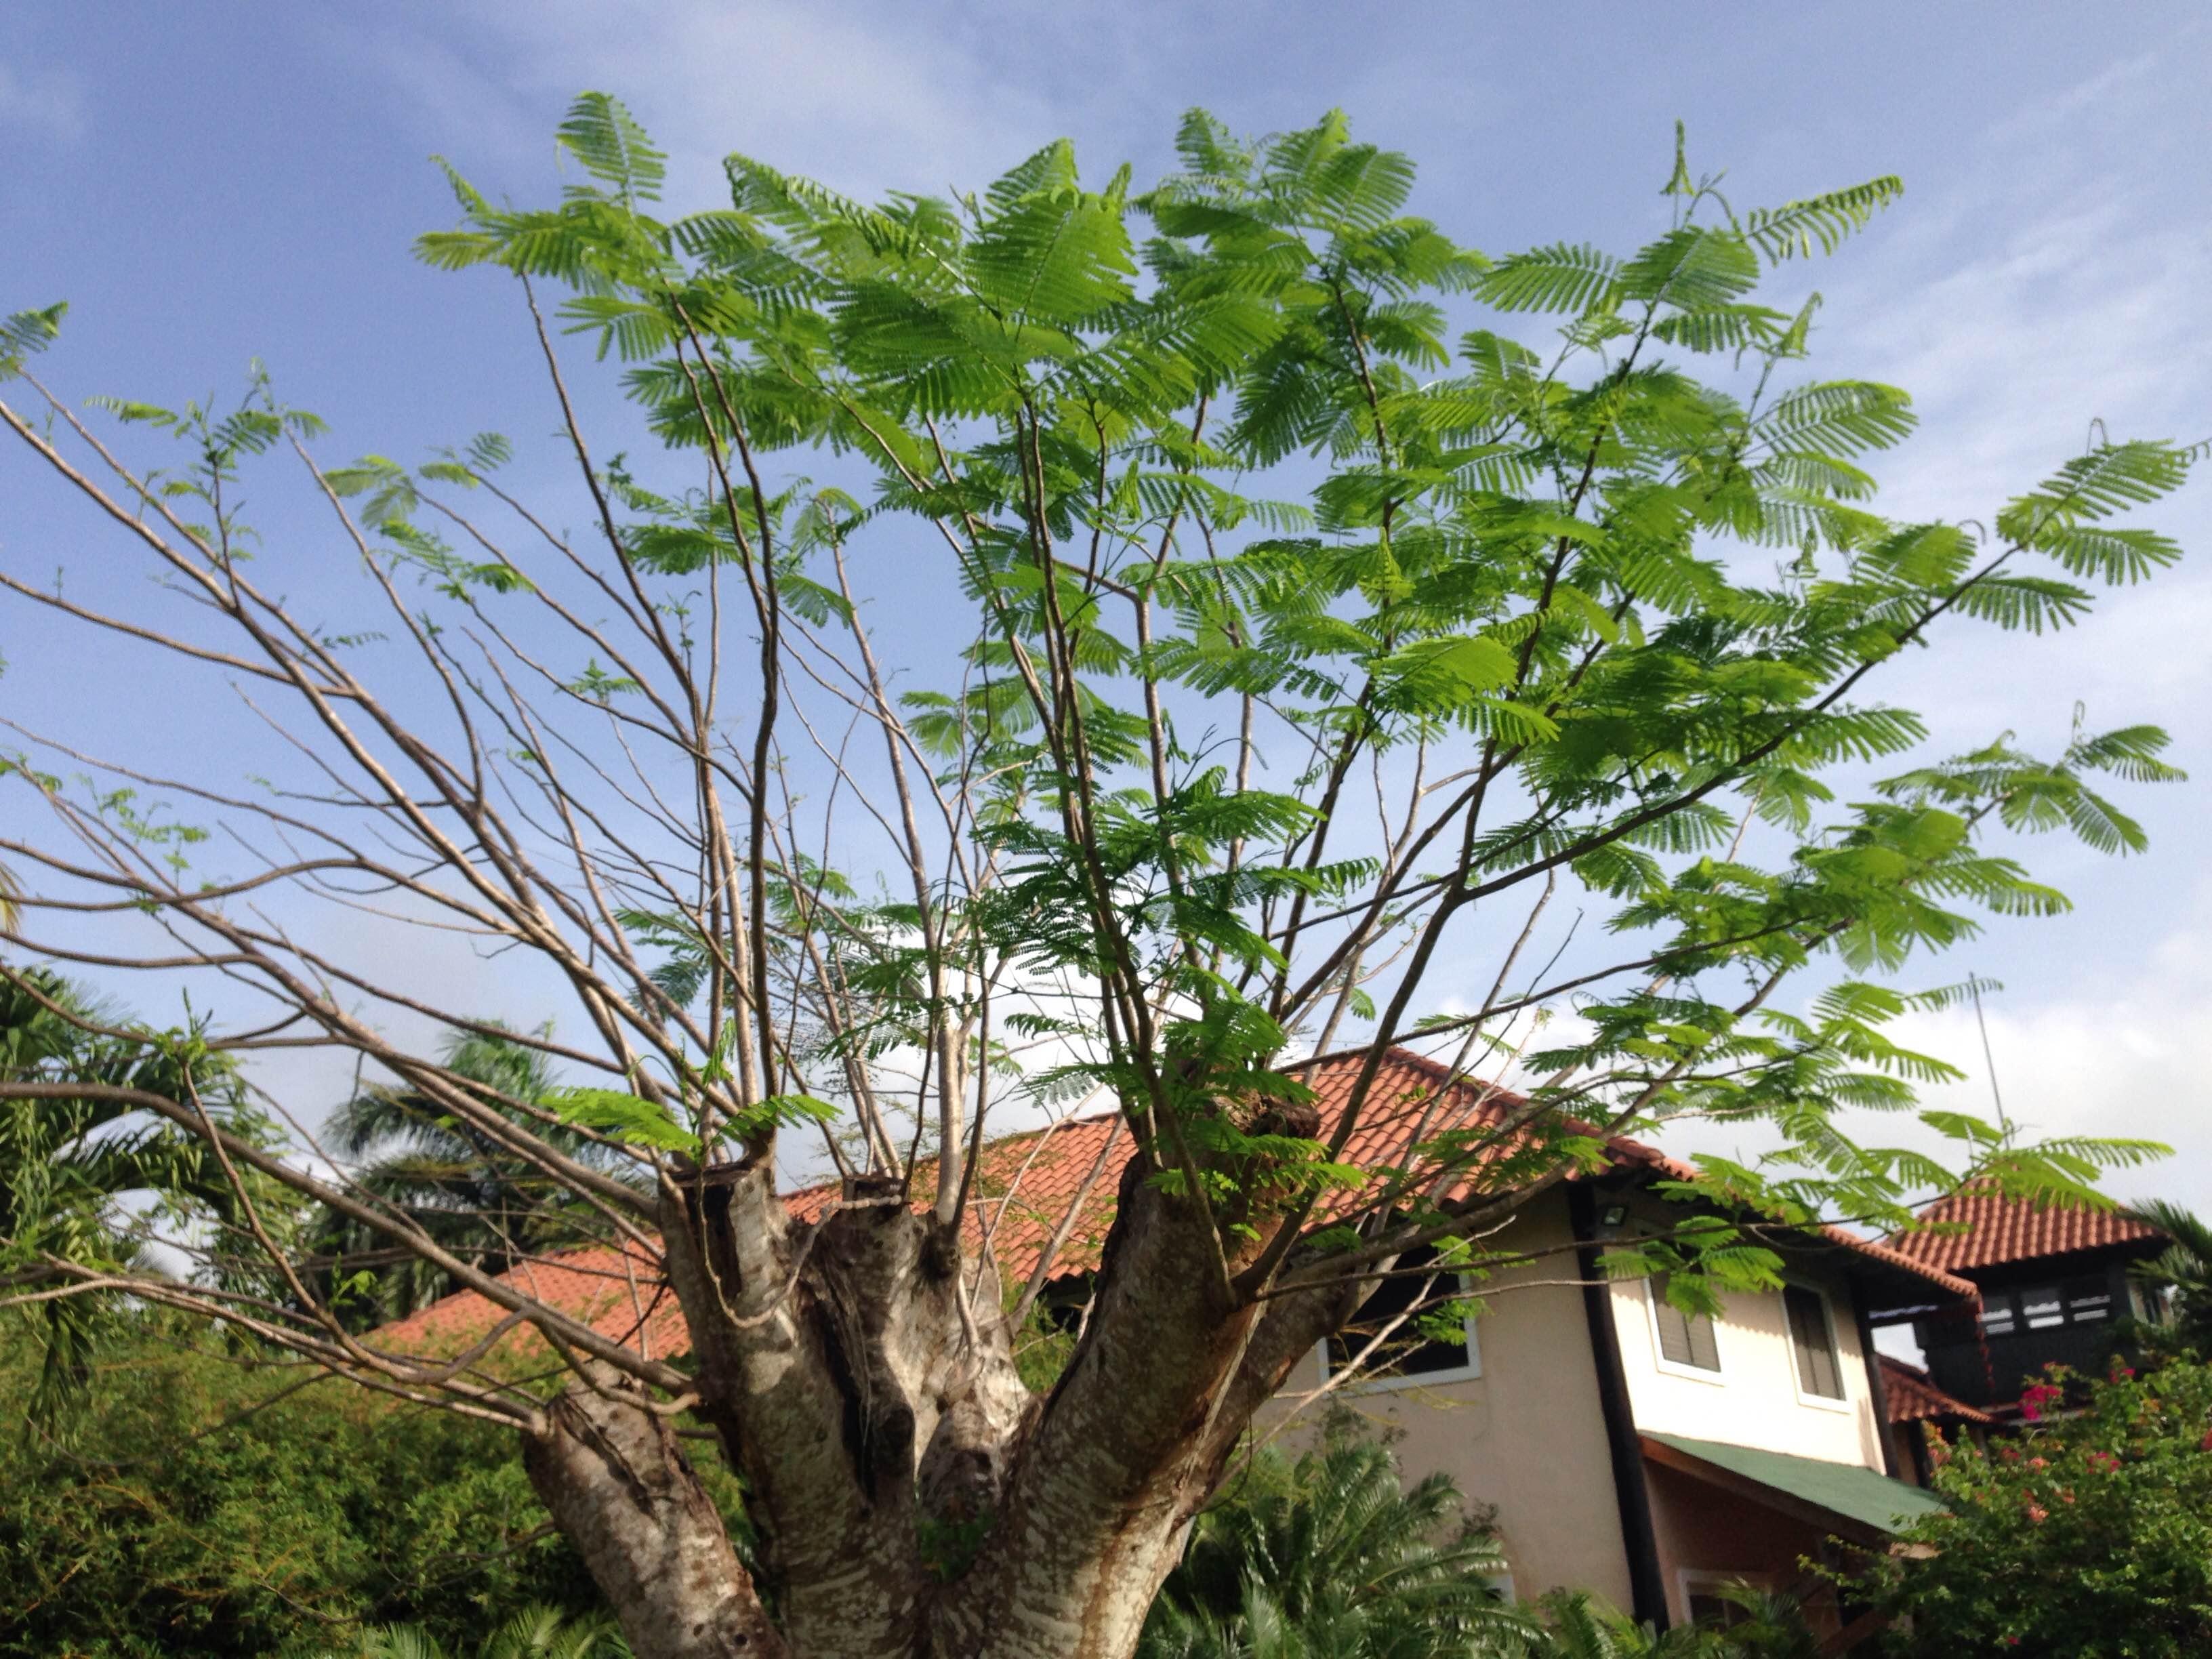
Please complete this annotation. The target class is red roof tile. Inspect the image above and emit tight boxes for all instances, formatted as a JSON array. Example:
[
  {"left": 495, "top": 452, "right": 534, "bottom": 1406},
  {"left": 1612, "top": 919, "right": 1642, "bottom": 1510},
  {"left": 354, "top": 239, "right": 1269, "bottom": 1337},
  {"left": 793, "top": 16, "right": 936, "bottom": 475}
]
[
  {"left": 1887, "top": 1184, "right": 2165, "bottom": 1274},
  {"left": 377, "top": 1239, "right": 686, "bottom": 1361},
  {"left": 375, "top": 1046, "right": 1973, "bottom": 1361},
  {"left": 1879, "top": 1355, "right": 1993, "bottom": 1426}
]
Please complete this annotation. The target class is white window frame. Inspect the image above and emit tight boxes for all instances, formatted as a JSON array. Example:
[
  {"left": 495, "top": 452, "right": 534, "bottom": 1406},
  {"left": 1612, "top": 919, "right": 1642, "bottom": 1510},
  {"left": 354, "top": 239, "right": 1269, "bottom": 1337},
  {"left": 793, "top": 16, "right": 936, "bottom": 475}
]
[
  {"left": 1317, "top": 1271, "right": 1482, "bottom": 1393},
  {"left": 1780, "top": 1279, "right": 1853, "bottom": 1413},
  {"left": 1642, "top": 1277, "right": 1726, "bottom": 1385}
]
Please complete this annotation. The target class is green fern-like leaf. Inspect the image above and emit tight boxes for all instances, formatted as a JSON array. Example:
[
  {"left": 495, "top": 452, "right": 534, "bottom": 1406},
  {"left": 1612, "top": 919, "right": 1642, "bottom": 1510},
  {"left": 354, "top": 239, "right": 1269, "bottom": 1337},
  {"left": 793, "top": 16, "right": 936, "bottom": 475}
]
[
  {"left": 556, "top": 91, "right": 666, "bottom": 205},
  {"left": 1473, "top": 242, "right": 1621, "bottom": 314},
  {"left": 1743, "top": 175, "right": 1904, "bottom": 261}
]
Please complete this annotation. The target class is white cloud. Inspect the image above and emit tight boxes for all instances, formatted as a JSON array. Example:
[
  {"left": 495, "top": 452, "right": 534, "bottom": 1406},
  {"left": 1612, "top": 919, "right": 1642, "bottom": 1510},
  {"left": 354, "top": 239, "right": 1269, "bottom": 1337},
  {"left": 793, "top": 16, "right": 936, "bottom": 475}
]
[
  {"left": 328, "top": 0, "right": 1094, "bottom": 207},
  {"left": 1882, "top": 874, "right": 2212, "bottom": 1216},
  {"left": 0, "top": 57, "right": 83, "bottom": 141}
]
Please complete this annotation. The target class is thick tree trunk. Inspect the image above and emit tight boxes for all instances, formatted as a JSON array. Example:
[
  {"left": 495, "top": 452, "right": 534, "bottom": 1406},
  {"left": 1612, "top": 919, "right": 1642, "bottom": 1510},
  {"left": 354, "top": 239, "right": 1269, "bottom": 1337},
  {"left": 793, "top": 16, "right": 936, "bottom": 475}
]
[
  {"left": 523, "top": 1365, "right": 787, "bottom": 1658},
  {"left": 530, "top": 1126, "right": 1353, "bottom": 1659},
  {"left": 931, "top": 1153, "right": 1346, "bottom": 1659}
]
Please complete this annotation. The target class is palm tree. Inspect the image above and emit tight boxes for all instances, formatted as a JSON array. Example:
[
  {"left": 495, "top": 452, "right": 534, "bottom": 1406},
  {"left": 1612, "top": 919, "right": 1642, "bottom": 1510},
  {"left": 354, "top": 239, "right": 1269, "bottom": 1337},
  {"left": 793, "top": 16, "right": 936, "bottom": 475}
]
[
  {"left": 309, "top": 1026, "right": 632, "bottom": 1324},
  {"left": 0, "top": 965, "right": 277, "bottom": 1419},
  {"left": 1139, "top": 1421, "right": 1535, "bottom": 1658},
  {"left": 1509, "top": 1591, "right": 1717, "bottom": 1659},
  {"left": 327, "top": 1603, "right": 630, "bottom": 1658},
  {"left": 2128, "top": 1199, "right": 2212, "bottom": 1359}
]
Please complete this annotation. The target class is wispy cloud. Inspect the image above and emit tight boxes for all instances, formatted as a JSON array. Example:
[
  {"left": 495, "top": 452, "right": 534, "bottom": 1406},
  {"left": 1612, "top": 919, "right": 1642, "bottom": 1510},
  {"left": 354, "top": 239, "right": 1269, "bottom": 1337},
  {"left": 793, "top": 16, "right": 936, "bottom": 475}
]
[
  {"left": 326, "top": 0, "right": 1112, "bottom": 207},
  {"left": 0, "top": 56, "right": 83, "bottom": 142},
  {"left": 1886, "top": 873, "right": 2212, "bottom": 1216}
]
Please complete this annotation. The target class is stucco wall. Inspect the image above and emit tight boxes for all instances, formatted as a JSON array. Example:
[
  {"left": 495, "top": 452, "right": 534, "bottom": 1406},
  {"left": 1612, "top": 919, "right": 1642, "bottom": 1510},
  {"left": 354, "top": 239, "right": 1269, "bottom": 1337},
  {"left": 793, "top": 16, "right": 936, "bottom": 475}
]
[
  {"left": 1605, "top": 1206, "right": 1887, "bottom": 1471},
  {"left": 1261, "top": 1191, "right": 1632, "bottom": 1609}
]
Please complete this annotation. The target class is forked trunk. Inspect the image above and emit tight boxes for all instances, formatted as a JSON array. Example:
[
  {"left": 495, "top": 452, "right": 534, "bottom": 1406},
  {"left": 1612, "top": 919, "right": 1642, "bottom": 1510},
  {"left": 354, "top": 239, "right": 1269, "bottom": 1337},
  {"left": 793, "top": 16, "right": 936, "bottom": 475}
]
[{"left": 523, "top": 1136, "right": 1347, "bottom": 1659}]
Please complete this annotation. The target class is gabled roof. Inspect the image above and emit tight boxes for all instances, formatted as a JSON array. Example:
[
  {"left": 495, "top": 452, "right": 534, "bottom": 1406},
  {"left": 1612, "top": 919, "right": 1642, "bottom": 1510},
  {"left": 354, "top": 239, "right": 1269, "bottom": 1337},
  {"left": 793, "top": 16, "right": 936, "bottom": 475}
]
[
  {"left": 376, "top": 1045, "right": 1972, "bottom": 1359},
  {"left": 1879, "top": 1355, "right": 1993, "bottom": 1426},
  {"left": 1886, "top": 1183, "right": 2165, "bottom": 1275}
]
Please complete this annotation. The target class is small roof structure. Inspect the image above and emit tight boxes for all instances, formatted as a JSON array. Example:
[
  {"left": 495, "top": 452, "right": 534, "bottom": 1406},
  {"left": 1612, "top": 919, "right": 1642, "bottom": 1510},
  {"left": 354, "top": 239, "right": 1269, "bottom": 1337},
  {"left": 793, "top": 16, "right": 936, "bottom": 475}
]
[
  {"left": 1879, "top": 1355, "right": 1993, "bottom": 1427},
  {"left": 377, "top": 1046, "right": 1974, "bottom": 1360},
  {"left": 1641, "top": 1432, "right": 1947, "bottom": 1544},
  {"left": 1886, "top": 1183, "right": 2165, "bottom": 1277}
]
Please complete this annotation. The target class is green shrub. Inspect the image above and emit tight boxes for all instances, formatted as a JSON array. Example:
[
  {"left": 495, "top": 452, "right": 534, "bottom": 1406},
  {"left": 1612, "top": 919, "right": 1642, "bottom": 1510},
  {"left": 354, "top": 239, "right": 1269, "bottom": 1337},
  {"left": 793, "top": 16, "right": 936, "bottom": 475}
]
[
  {"left": 1853, "top": 1358, "right": 2212, "bottom": 1656},
  {"left": 0, "top": 1322, "right": 602, "bottom": 1658}
]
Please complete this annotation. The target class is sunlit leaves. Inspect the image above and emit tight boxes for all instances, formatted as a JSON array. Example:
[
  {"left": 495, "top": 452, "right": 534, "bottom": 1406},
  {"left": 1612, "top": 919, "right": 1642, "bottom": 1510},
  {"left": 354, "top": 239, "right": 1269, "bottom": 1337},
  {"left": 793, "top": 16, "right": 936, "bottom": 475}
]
[
  {"left": 1473, "top": 243, "right": 1620, "bottom": 314},
  {"left": 0, "top": 301, "right": 66, "bottom": 381},
  {"left": 1741, "top": 175, "right": 1905, "bottom": 262},
  {"left": 556, "top": 91, "right": 667, "bottom": 207}
]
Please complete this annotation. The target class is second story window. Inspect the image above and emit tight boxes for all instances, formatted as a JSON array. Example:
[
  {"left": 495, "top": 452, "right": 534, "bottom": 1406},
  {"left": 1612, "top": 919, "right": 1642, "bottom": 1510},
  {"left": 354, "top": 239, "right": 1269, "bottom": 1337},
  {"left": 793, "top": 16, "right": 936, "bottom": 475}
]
[
  {"left": 1784, "top": 1284, "right": 1846, "bottom": 1400},
  {"left": 1650, "top": 1275, "right": 1721, "bottom": 1374},
  {"left": 1978, "top": 1277, "right": 2117, "bottom": 1336},
  {"left": 1323, "top": 1248, "right": 1476, "bottom": 1385}
]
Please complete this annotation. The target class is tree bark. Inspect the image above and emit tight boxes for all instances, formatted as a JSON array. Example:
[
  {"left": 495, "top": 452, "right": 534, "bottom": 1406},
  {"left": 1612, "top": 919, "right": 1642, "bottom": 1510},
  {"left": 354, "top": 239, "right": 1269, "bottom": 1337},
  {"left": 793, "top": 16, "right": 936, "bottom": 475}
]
[
  {"left": 529, "top": 1122, "right": 1355, "bottom": 1659},
  {"left": 523, "top": 1365, "right": 788, "bottom": 1659},
  {"left": 930, "top": 1148, "right": 1351, "bottom": 1659}
]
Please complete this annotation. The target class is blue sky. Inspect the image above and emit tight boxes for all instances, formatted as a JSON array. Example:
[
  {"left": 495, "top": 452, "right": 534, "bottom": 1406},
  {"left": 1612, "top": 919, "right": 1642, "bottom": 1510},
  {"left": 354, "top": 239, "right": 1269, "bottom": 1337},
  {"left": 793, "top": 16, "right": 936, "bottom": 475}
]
[{"left": 3, "top": 3, "right": 2209, "bottom": 1206}]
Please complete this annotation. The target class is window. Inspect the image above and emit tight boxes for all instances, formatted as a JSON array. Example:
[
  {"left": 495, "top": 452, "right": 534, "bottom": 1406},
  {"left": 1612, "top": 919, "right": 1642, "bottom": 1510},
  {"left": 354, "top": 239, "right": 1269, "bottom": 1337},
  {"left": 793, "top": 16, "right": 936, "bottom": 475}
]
[
  {"left": 1649, "top": 1276, "right": 1721, "bottom": 1374},
  {"left": 1978, "top": 1277, "right": 2118, "bottom": 1336},
  {"left": 1979, "top": 1293, "right": 2018, "bottom": 1338},
  {"left": 2021, "top": 1285, "right": 2066, "bottom": 1330},
  {"left": 1322, "top": 1249, "right": 1477, "bottom": 1385},
  {"left": 2064, "top": 1277, "right": 2113, "bottom": 1324},
  {"left": 1681, "top": 1572, "right": 1767, "bottom": 1628},
  {"left": 1686, "top": 1589, "right": 1753, "bottom": 1629},
  {"left": 1784, "top": 1284, "right": 1846, "bottom": 1401}
]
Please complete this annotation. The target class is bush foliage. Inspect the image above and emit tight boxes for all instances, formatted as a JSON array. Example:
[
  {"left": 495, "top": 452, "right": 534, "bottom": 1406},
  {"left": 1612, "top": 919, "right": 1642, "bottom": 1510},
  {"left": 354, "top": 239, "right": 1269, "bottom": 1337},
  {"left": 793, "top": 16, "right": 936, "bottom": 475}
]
[
  {"left": 1858, "top": 1359, "right": 2212, "bottom": 1656},
  {"left": 0, "top": 1322, "right": 600, "bottom": 1658}
]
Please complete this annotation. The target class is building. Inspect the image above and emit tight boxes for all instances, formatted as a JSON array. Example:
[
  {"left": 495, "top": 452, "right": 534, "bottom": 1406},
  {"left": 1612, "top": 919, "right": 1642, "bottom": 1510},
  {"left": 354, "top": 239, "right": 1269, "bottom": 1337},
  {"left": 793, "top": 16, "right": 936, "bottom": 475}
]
[
  {"left": 1242, "top": 1050, "right": 1960, "bottom": 1634},
  {"left": 1881, "top": 1182, "right": 2167, "bottom": 1418}
]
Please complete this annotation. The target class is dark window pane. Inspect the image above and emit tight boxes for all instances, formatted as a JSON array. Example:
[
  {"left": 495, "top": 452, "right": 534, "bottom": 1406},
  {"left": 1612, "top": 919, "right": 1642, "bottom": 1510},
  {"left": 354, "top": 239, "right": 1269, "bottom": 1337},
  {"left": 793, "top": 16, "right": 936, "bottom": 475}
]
[
  {"left": 1689, "top": 1592, "right": 1752, "bottom": 1630},
  {"left": 2064, "top": 1277, "right": 2112, "bottom": 1324},
  {"left": 1327, "top": 1250, "right": 1469, "bottom": 1379},
  {"left": 1785, "top": 1284, "right": 1845, "bottom": 1399},
  {"left": 1979, "top": 1290, "right": 2017, "bottom": 1337},
  {"left": 1653, "top": 1277, "right": 1722, "bottom": 1371},
  {"left": 2022, "top": 1286, "right": 2066, "bottom": 1330}
]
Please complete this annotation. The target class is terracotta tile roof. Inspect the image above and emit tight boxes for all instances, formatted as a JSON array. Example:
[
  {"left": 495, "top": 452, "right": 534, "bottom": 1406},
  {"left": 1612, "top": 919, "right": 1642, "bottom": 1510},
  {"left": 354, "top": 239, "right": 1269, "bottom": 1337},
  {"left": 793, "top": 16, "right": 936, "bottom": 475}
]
[
  {"left": 1886, "top": 1183, "right": 2165, "bottom": 1274},
  {"left": 377, "top": 1238, "right": 686, "bottom": 1361},
  {"left": 373, "top": 1045, "right": 1973, "bottom": 1361},
  {"left": 1879, "top": 1355, "right": 1993, "bottom": 1426}
]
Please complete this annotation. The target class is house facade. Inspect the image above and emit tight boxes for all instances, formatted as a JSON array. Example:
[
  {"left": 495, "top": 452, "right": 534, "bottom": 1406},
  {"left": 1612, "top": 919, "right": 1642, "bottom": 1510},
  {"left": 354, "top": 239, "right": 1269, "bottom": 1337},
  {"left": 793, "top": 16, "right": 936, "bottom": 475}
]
[{"left": 1252, "top": 1055, "right": 1962, "bottom": 1633}]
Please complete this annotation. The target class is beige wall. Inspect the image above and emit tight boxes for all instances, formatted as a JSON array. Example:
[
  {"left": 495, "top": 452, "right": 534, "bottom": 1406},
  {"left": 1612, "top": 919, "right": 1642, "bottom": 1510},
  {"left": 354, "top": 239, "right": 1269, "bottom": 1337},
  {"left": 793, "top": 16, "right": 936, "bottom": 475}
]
[
  {"left": 1261, "top": 1191, "right": 1633, "bottom": 1609},
  {"left": 1605, "top": 1207, "right": 1886, "bottom": 1471}
]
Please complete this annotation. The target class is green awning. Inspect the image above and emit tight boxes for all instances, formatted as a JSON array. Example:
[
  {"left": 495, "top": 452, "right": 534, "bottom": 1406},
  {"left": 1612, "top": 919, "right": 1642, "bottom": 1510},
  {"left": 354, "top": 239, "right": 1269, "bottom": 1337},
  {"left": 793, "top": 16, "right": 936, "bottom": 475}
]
[{"left": 1643, "top": 1433, "right": 1947, "bottom": 1537}]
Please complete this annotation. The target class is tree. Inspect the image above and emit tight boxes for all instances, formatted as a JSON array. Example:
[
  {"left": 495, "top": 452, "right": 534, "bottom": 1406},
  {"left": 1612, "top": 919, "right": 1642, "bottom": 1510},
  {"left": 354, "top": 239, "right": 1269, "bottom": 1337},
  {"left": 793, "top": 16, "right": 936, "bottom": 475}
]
[
  {"left": 310, "top": 1025, "right": 639, "bottom": 1325},
  {"left": 1138, "top": 1418, "right": 1529, "bottom": 1658},
  {"left": 0, "top": 100, "right": 2196, "bottom": 1658},
  {"left": 0, "top": 966, "right": 280, "bottom": 1420},
  {"left": 2129, "top": 1200, "right": 2212, "bottom": 1358},
  {"left": 1847, "top": 1359, "right": 2212, "bottom": 1656}
]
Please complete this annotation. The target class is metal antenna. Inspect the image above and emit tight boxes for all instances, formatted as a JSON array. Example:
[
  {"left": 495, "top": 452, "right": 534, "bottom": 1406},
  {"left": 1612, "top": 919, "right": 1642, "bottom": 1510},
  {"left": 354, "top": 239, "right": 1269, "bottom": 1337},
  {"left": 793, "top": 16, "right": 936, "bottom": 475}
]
[{"left": 1968, "top": 975, "right": 2011, "bottom": 1142}]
